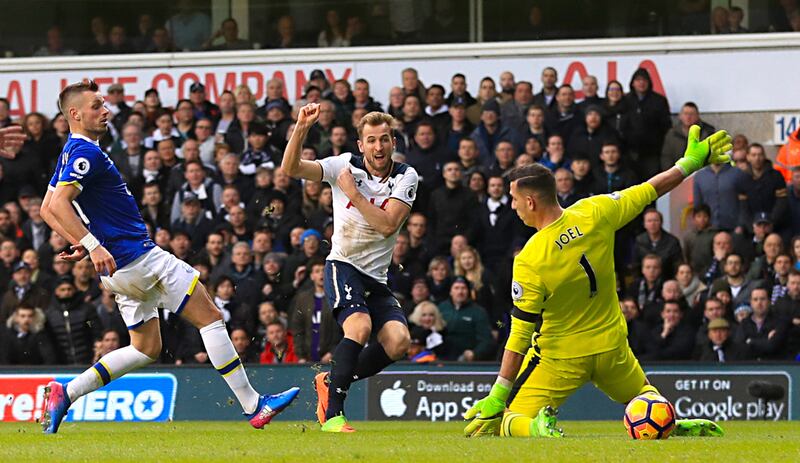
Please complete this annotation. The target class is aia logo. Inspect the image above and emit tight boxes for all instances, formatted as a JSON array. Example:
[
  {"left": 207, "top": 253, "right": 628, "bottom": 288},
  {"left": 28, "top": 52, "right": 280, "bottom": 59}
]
[{"left": 346, "top": 198, "right": 389, "bottom": 210}]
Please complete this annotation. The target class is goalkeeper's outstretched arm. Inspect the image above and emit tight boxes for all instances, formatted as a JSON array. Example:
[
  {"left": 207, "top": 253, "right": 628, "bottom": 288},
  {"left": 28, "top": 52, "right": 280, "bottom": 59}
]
[{"left": 648, "top": 125, "right": 732, "bottom": 197}]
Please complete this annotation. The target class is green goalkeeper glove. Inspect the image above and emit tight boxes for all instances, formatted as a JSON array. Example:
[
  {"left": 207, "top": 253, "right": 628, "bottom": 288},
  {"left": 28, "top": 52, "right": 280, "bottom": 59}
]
[
  {"left": 674, "top": 125, "right": 733, "bottom": 177},
  {"left": 463, "top": 381, "right": 510, "bottom": 437}
]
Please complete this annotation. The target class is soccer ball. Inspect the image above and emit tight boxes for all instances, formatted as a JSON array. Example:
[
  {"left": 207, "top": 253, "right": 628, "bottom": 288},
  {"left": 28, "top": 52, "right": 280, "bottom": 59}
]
[{"left": 623, "top": 392, "right": 676, "bottom": 440}]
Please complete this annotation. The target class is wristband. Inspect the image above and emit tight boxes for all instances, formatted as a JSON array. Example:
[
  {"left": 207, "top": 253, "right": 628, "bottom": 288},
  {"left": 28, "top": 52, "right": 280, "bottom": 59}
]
[
  {"left": 490, "top": 377, "right": 512, "bottom": 401},
  {"left": 79, "top": 233, "right": 100, "bottom": 253}
]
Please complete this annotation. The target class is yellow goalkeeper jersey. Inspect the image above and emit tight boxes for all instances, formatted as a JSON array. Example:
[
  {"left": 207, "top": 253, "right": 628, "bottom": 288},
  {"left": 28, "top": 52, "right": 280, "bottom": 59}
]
[{"left": 508, "top": 182, "right": 658, "bottom": 359}]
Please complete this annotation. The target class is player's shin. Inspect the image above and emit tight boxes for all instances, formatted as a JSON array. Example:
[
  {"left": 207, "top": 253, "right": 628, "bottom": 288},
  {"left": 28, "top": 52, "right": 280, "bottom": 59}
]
[
  {"left": 66, "top": 345, "right": 155, "bottom": 401},
  {"left": 199, "top": 319, "right": 260, "bottom": 414},
  {"left": 326, "top": 337, "right": 364, "bottom": 419}
]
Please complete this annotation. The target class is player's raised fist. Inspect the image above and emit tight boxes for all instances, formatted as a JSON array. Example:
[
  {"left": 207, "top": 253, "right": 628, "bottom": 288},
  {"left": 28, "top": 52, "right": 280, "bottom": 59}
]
[{"left": 297, "top": 103, "right": 320, "bottom": 128}]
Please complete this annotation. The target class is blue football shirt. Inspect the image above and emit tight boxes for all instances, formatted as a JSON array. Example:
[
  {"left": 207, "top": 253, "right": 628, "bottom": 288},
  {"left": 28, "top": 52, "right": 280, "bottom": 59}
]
[{"left": 49, "top": 134, "right": 155, "bottom": 269}]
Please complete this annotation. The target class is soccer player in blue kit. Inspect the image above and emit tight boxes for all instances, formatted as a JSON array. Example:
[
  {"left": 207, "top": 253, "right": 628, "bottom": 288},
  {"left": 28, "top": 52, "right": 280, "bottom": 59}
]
[{"left": 38, "top": 80, "right": 299, "bottom": 434}]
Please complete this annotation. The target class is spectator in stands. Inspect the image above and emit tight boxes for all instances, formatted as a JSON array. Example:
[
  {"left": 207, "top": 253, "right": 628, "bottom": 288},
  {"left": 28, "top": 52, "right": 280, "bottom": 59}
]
[
  {"left": 139, "top": 181, "right": 170, "bottom": 230},
  {"left": 446, "top": 73, "right": 476, "bottom": 108},
  {"left": 289, "top": 258, "right": 340, "bottom": 363},
  {"left": 711, "top": 6, "right": 730, "bottom": 34},
  {"left": 94, "top": 283, "right": 128, "bottom": 343},
  {"left": 498, "top": 71, "right": 515, "bottom": 104},
  {"left": 677, "top": 263, "right": 707, "bottom": 309},
  {"left": 734, "top": 286, "right": 788, "bottom": 360},
  {"left": 487, "top": 140, "right": 517, "bottom": 179},
  {"left": 774, "top": 269, "right": 800, "bottom": 359},
  {"left": 568, "top": 152, "right": 594, "bottom": 196},
  {"left": 713, "top": 253, "right": 756, "bottom": 307},
  {"left": 554, "top": 168, "right": 582, "bottom": 208},
  {"left": 428, "top": 161, "right": 478, "bottom": 255},
  {"left": 269, "top": 15, "right": 298, "bottom": 48},
  {"left": 703, "top": 231, "right": 734, "bottom": 284},
  {"left": 466, "top": 77, "right": 500, "bottom": 126},
  {"left": 349, "top": 79, "right": 381, "bottom": 115},
  {"left": 84, "top": 16, "right": 110, "bottom": 55},
  {"left": 0, "top": 239, "right": 19, "bottom": 290},
  {"left": 747, "top": 232, "right": 784, "bottom": 282},
  {"left": 602, "top": 80, "right": 628, "bottom": 139},
  {"left": 92, "top": 329, "right": 122, "bottom": 363},
  {"left": 438, "top": 277, "right": 494, "bottom": 361},
  {"left": 567, "top": 105, "right": 618, "bottom": 167},
  {"left": 740, "top": 143, "right": 788, "bottom": 231},
  {"left": 625, "top": 68, "right": 671, "bottom": 180},
  {"left": 130, "top": 14, "right": 155, "bottom": 52},
  {"left": 109, "top": 123, "right": 145, "bottom": 185},
  {"left": 628, "top": 254, "right": 664, "bottom": 311},
  {"left": 683, "top": 204, "right": 715, "bottom": 274},
  {"left": 426, "top": 256, "right": 453, "bottom": 304},
  {"left": 621, "top": 297, "right": 647, "bottom": 356},
  {"left": 21, "top": 112, "right": 58, "bottom": 179},
  {"left": 592, "top": 141, "right": 636, "bottom": 194},
  {"left": 21, "top": 199, "right": 50, "bottom": 253},
  {"left": 166, "top": 0, "right": 211, "bottom": 51},
  {"left": 401, "top": 67, "right": 426, "bottom": 102},
  {"left": 634, "top": 208, "right": 683, "bottom": 278},
  {"left": 501, "top": 81, "right": 533, "bottom": 134},
  {"left": 661, "top": 102, "right": 716, "bottom": 171},
  {"left": 523, "top": 105, "right": 548, "bottom": 152},
  {"left": 697, "top": 318, "right": 749, "bottom": 362},
  {"left": 545, "top": 84, "right": 583, "bottom": 140},
  {"left": 770, "top": 253, "right": 793, "bottom": 304},
  {"left": 693, "top": 160, "right": 748, "bottom": 231},
  {"left": 21, "top": 248, "right": 51, "bottom": 289},
  {"left": 107, "top": 25, "right": 134, "bottom": 54},
  {"left": 170, "top": 192, "right": 214, "bottom": 252},
  {"left": 786, "top": 168, "right": 800, "bottom": 240},
  {"left": 260, "top": 320, "right": 298, "bottom": 364},
  {"left": 1, "top": 304, "right": 56, "bottom": 365},
  {"left": 533, "top": 67, "right": 558, "bottom": 110},
  {"left": 188, "top": 82, "right": 220, "bottom": 124},
  {"left": 33, "top": 26, "right": 76, "bottom": 57},
  {"left": 231, "top": 327, "right": 259, "bottom": 363},
  {"left": 424, "top": 84, "right": 451, "bottom": 136},
  {"left": 693, "top": 296, "right": 727, "bottom": 352},
  {"left": 640, "top": 300, "right": 695, "bottom": 360},
  {"left": 224, "top": 102, "right": 256, "bottom": 154},
  {"left": 147, "top": 26, "right": 177, "bottom": 53},
  {"left": 45, "top": 276, "right": 102, "bottom": 364},
  {"left": 203, "top": 18, "right": 250, "bottom": 51},
  {"left": 407, "top": 301, "right": 447, "bottom": 358},
  {"left": 0, "top": 99, "right": 11, "bottom": 128},
  {"left": 539, "top": 134, "right": 571, "bottom": 172},
  {"left": 72, "top": 258, "right": 100, "bottom": 303},
  {"left": 577, "top": 75, "right": 604, "bottom": 110}
]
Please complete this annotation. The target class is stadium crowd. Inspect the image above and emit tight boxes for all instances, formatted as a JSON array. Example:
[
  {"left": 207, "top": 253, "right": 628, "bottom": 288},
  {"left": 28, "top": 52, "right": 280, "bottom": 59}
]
[
  {"left": 0, "top": 62, "right": 799, "bottom": 368},
  {"left": 6, "top": 2, "right": 800, "bottom": 58}
]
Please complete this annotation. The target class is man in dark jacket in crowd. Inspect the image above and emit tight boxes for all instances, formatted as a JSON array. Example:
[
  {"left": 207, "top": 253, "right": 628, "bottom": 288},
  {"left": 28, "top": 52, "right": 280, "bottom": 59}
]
[
  {"left": 625, "top": 67, "right": 671, "bottom": 180},
  {"left": 1, "top": 304, "right": 57, "bottom": 364},
  {"left": 773, "top": 269, "right": 800, "bottom": 359},
  {"left": 437, "top": 277, "right": 494, "bottom": 361},
  {"left": 734, "top": 287, "right": 788, "bottom": 360},
  {"left": 640, "top": 300, "right": 695, "bottom": 360},
  {"left": 428, "top": 161, "right": 479, "bottom": 255},
  {"left": 696, "top": 318, "right": 750, "bottom": 362},
  {"left": 470, "top": 175, "right": 520, "bottom": 272},
  {"left": 44, "top": 276, "right": 102, "bottom": 364}
]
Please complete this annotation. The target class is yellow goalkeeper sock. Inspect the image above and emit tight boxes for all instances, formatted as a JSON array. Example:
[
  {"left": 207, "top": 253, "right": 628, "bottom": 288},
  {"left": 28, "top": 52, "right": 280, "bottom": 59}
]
[
  {"left": 501, "top": 412, "right": 532, "bottom": 437},
  {"left": 638, "top": 384, "right": 660, "bottom": 396}
]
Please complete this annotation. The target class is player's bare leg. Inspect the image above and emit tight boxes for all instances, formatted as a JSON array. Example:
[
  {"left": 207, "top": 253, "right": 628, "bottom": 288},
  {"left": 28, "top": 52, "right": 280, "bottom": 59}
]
[
  {"left": 181, "top": 282, "right": 299, "bottom": 428},
  {"left": 43, "top": 320, "right": 160, "bottom": 434}
]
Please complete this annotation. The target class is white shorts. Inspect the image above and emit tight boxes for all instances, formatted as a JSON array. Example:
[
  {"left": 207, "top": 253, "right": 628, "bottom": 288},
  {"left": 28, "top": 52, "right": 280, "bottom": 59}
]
[{"left": 100, "top": 247, "right": 200, "bottom": 330}]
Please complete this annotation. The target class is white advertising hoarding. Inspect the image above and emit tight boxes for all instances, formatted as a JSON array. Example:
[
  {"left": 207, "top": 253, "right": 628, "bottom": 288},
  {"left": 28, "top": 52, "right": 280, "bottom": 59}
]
[{"left": 1, "top": 46, "right": 798, "bottom": 118}]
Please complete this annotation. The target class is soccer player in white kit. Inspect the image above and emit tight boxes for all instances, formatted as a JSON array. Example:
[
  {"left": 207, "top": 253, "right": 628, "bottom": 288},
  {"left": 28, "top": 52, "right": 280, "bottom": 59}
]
[
  {"left": 282, "top": 104, "right": 419, "bottom": 432},
  {"left": 37, "top": 80, "right": 299, "bottom": 434}
]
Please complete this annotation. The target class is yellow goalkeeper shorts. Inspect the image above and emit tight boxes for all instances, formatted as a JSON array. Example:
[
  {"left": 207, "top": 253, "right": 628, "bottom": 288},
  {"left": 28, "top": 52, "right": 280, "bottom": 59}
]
[{"left": 506, "top": 343, "right": 646, "bottom": 417}]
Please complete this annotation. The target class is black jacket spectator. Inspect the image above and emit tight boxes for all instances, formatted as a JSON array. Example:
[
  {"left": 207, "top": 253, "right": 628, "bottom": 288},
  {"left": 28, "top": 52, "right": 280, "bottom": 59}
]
[
  {"left": 641, "top": 320, "right": 695, "bottom": 360},
  {"left": 1, "top": 308, "right": 57, "bottom": 364},
  {"left": 624, "top": 68, "right": 671, "bottom": 179},
  {"left": 289, "top": 287, "right": 342, "bottom": 362},
  {"left": 44, "top": 292, "right": 102, "bottom": 364},
  {"left": 696, "top": 337, "right": 750, "bottom": 362},
  {"left": 470, "top": 194, "right": 520, "bottom": 272},
  {"left": 427, "top": 182, "right": 478, "bottom": 255},
  {"left": 734, "top": 312, "right": 788, "bottom": 360}
]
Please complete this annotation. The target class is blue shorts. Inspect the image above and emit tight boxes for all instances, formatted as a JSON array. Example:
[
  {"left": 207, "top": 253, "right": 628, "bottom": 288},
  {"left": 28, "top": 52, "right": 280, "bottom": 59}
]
[{"left": 324, "top": 260, "right": 407, "bottom": 329}]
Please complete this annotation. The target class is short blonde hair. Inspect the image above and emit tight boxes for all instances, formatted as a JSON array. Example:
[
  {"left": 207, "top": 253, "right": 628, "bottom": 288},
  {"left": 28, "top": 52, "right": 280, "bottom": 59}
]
[
  {"left": 356, "top": 111, "right": 395, "bottom": 139},
  {"left": 408, "top": 301, "right": 446, "bottom": 331}
]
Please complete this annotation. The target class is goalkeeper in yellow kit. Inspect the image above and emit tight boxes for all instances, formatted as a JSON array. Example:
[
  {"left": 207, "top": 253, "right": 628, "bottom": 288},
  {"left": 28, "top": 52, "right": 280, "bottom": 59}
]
[{"left": 464, "top": 126, "right": 732, "bottom": 438}]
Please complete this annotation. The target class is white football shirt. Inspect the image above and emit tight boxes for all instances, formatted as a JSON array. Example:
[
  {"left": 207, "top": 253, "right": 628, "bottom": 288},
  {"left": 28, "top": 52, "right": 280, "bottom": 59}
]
[{"left": 317, "top": 153, "right": 419, "bottom": 283}]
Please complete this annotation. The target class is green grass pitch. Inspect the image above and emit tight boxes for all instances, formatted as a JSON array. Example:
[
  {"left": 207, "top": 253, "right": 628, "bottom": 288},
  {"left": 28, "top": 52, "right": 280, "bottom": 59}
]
[{"left": 2, "top": 421, "right": 799, "bottom": 462}]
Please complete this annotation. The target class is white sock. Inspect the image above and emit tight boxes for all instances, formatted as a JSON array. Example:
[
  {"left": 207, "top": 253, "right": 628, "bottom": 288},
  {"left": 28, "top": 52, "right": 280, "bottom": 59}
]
[
  {"left": 200, "top": 319, "right": 260, "bottom": 414},
  {"left": 66, "top": 345, "right": 155, "bottom": 402}
]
